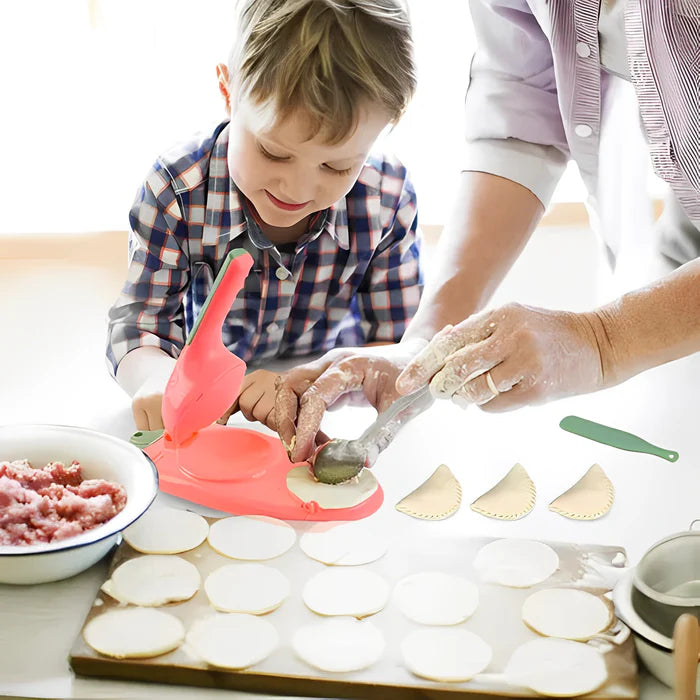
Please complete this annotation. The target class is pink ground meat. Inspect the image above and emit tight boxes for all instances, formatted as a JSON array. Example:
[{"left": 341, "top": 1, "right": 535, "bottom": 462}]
[{"left": 0, "top": 460, "right": 127, "bottom": 546}]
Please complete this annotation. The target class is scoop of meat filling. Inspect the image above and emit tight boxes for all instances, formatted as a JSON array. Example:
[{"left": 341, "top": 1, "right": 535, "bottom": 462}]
[
  {"left": 0, "top": 460, "right": 127, "bottom": 546},
  {"left": 0, "top": 459, "right": 82, "bottom": 489}
]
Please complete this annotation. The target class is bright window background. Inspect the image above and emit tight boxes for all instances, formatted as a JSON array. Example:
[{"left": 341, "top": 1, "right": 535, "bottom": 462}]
[{"left": 1, "top": 0, "right": 591, "bottom": 235}]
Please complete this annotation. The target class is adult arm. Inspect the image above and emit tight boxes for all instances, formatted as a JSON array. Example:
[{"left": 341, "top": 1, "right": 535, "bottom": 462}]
[{"left": 397, "top": 259, "right": 700, "bottom": 409}]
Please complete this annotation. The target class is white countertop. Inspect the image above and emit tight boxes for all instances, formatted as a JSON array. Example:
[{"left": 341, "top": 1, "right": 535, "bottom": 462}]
[{"left": 1, "top": 227, "right": 694, "bottom": 698}]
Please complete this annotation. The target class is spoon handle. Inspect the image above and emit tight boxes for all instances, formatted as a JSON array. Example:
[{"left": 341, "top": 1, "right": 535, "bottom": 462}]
[{"left": 357, "top": 385, "right": 432, "bottom": 449}]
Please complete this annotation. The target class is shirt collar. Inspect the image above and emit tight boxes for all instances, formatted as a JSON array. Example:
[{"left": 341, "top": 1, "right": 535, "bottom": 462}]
[{"left": 210, "top": 122, "right": 350, "bottom": 251}]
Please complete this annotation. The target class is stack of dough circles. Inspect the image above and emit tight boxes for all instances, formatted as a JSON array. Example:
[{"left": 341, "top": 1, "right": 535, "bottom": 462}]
[
  {"left": 292, "top": 618, "right": 385, "bottom": 672},
  {"left": 299, "top": 521, "right": 389, "bottom": 566},
  {"left": 505, "top": 638, "right": 608, "bottom": 696},
  {"left": 401, "top": 628, "right": 492, "bottom": 682},
  {"left": 394, "top": 572, "right": 479, "bottom": 625},
  {"left": 207, "top": 515, "right": 296, "bottom": 560},
  {"left": 110, "top": 555, "right": 201, "bottom": 606},
  {"left": 474, "top": 539, "right": 559, "bottom": 588},
  {"left": 204, "top": 563, "right": 291, "bottom": 614},
  {"left": 186, "top": 613, "right": 279, "bottom": 669},
  {"left": 83, "top": 608, "right": 185, "bottom": 659},
  {"left": 303, "top": 568, "right": 390, "bottom": 618},
  {"left": 123, "top": 507, "right": 209, "bottom": 554},
  {"left": 522, "top": 588, "right": 613, "bottom": 640}
]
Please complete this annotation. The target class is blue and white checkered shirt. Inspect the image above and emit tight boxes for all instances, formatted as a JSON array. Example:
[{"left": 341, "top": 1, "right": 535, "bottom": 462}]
[{"left": 106, "top": 121, "right": 423, "bottom": 373}]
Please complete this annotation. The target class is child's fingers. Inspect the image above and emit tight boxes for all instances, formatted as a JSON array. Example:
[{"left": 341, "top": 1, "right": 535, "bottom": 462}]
[
  {"left": 240, "top": 383, "right": 277, "bottom": 427},
  {"left": 238, "top": 384, "right": 267, "bottom": 423},
  {"left": 133, "top": 407, "right": 150, "bottom": 431},
  {"left": 133, "top": 395, "right": 164, "bottom": 431},
  {"left": 252, "top": 394, "right": 276, "bottom": 428},
  {"left": 217, "top": 397, "right": 240, "bottom": 425},
  {"left": 146, "top": 406, "right": 164, "bottom": 431}
]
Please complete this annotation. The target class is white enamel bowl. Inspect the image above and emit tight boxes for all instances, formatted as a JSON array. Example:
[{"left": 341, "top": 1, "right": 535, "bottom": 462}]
[{"left": 0, "top": 424, "right": 158, "bottom": 584}]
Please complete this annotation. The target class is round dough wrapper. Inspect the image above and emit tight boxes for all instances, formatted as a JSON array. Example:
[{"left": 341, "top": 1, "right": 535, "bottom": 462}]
[
  {"left": 205, "top": 563, "right": 290, "bottom": 614},
  {"left": 293, "top": 618, "right": 385, "bottom": 672},
  {"left": 111, "top": 554, "right": 201, "bottom": 606},
  {"left": 186, "top": 613, "right": 279, "bottom": 669},
  {"left": 286, "top": 466, "right": 378, "bottom": 509},
  {"left": 394, "top": 572, "right": 479, "bottom": 625},
  {"left": 208, "top": 515, "right": 296, "bottom": 560},
  {"left": 303, "top": 567, "right": 390, "bottom": 618},
  {"left": 505, "top": 638, "right": 608, "bottom": 696},
  {"left": 474, "top": 539, "right": 559, "bottom": 588},
  {"left": 84, "top": 608, "right": 185, "bottom": 659},
  {"left": 402, "top": 628, "right": 492, "bottom": 682},
  {"left": 522, "top": 588, "right": 612, "bottom": 640},
  {"left": 123, "top": 507, "right": 209, "bottom": 554},
  {"left": 299, "top": 521, "right": 388, "bottom": 566}
]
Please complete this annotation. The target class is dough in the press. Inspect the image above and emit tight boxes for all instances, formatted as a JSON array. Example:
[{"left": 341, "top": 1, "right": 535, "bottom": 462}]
[
  {"left": 293, "top": 618, "right": 385, "bottom": 672},
  {"left": 474, "top": 539, "right": 559, "bottom": 588},
  {"left": 470, "top": 463, "right": 536, "bottom": 520},
  {"left": 123, "top": 507, "right": 209, "bottom": 554},
  {"left": 549, "top": 464, "right": 614, "bottom": 520},
  {"left": 186, "top": 613, "right": 279, "bottom": 669},
  {"left": 401, "top": 628, "right": 492, "bottom": 682},
  {"left": 303, "top": 567, "right": 390, "bottom": 618},
  {"left": 110, "top": 554, "right": 201, "bottom": 606},
  {"left": 521, "top": 588, "right": 612, "bottom": 640},
  {"left": 83, "top": 608, "right": 185, "bottom": 658},
  {"left": 204, "top": 563, "right": 290, "bottom": 614},
  {"left": 395, "top": 464, "right": 461, "bottom": 520},
  {"left": 299, "top": 521, "right": 388, "bottom": 566},
  {"left": 394, "top": 572, "right": 479, "bottom": 625},
  {"left": 286, "top": 466, "right": 378, "bottom": 509},
  {"left": 207, "top": 515, "right": 296, "bottom": 560},
  {"left": 505, "top": 638, "right": 608, "bottom": 696}
]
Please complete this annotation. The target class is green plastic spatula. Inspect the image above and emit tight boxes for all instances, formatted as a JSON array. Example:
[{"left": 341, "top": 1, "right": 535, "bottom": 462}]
[{"left": 560, "top": 415, "right": 679, "bottom": 462}]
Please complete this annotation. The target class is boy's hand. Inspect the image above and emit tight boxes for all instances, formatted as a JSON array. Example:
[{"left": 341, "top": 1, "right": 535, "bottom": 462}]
[
  {"left": 132, "top": 375, "right": 169, "bottom": 431},
  {"left": 275, "top": 341, "right": 428, "bottom": 463},
  {"left": 219, "top": 369, "right": 280, "bottom": 430},
  {"left": 397, "top": 303, "right": 604, "bottom": 410}
]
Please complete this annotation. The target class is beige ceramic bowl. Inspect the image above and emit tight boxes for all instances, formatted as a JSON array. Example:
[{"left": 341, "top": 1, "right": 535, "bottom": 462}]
[{"left": 0, "top": 424, "right": 158, "bottom": 584}]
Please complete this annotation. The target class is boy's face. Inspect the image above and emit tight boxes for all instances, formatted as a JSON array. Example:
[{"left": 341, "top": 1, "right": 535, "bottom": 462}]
[{"left": 226, "top": 95, "right": 390, "bottom": 230}]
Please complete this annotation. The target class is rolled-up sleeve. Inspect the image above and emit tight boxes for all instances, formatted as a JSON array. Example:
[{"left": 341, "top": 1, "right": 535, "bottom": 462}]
[
  {"left": 463, "top": 0, "right": 570, "bottom": 206},
  {"left": 105, "top": 163, "right": 190, "bottom": 375}
]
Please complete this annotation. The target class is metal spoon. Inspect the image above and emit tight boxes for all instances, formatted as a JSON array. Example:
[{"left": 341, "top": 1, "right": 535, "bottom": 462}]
[{"left": 311, "top": 385, "right": 432, "bottom": 484}]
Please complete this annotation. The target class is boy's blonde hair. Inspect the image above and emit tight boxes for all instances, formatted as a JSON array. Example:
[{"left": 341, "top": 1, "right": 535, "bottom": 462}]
[{"left": 230, "top": 0, "right": 416, "bottom": 143}]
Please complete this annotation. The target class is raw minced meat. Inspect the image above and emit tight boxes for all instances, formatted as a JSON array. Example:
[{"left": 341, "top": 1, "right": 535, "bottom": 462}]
[{"left": 0, "top": 459, "right": 127, "bottom": 546}]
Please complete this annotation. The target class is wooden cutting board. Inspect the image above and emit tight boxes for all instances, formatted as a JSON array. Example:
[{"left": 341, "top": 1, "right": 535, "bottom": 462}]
[{"left": 70, "top": 519, "right": 638, "bottom": 698}]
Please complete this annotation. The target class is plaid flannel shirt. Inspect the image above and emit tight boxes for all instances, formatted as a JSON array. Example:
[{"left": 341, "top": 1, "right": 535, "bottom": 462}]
[{"left": 106, "top": 121, "right": 422, "bottom": 373}]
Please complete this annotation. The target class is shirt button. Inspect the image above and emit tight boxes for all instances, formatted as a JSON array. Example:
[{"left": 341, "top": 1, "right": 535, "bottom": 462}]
[
  {"left": 275, "top": 267, "right": 290, "bottom": 280},
  {"left": 576, "top": 42, "right": 591, "bottom": 58},
  {"left": 575, "top": 124, "right": 593, "bottom": 138}
]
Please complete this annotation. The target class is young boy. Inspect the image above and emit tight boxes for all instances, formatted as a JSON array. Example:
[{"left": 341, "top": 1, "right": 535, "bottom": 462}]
[{"left": 107, "top": 0, "right": 422, "bottom": 433}]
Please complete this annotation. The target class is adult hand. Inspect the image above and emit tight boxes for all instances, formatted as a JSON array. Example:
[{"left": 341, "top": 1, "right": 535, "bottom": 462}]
[
  {"left": 396, "top": 303, "right": 605, "bottom": 411},
  {"left": 218, "top": 369, "right": 280, "bottom": 430},
  {"left": 276, "top": 340, "right": 428, "bottom": 463}
]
